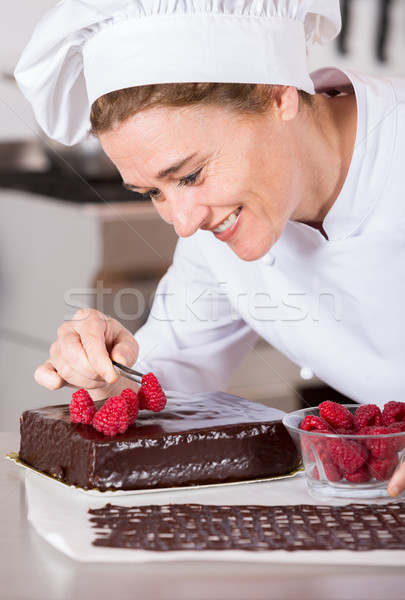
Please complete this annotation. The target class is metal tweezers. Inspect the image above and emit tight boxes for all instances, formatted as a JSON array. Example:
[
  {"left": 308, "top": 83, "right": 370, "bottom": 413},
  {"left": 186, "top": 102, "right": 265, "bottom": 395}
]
[{"left": 112, "top": 360, "right": 143, "bottom": 385}]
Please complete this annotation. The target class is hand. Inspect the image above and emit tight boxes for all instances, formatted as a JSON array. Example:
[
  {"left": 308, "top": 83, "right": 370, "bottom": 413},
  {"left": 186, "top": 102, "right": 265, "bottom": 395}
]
[
  {"left": 34, "top": 309, "right": 139, "bottom": 397},
  {"left": 388, "top": 460, "right": 405, "bottom": 498}
]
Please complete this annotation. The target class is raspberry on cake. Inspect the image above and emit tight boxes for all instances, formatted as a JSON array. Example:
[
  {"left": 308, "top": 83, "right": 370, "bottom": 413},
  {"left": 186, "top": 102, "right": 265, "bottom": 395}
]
[
  {"left": 120, "top": 388, "right": 139, "bottom": 425},
  {"left": 69, "top": 389, "right": 96, "bottom": 424},
  {"left": 138, "top": 372, "right": 167, "bottom": 412},
  {"left": 92, "top": 396, "right": 129, "bottom": 436},
  {"left": 68, "top": 370, "right": 164, "bottom": 435}
]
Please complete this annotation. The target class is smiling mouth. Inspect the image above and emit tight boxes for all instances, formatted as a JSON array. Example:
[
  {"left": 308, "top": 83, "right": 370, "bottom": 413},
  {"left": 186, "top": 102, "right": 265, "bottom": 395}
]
[{"left": 212, "top": 208, "right": 242, "bottom": 233}]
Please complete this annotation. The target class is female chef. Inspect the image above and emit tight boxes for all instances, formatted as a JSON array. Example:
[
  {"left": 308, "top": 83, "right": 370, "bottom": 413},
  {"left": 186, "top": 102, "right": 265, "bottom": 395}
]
[{"left": 14, "top": 1, "right": 405, "bottom": 497}]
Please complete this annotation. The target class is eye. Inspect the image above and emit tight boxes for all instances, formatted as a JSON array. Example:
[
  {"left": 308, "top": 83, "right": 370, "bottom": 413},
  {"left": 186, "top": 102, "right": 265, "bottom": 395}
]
[
  {"left": 122, "top": 182, "right": 162, "bottom": 202},
  {"left": 177, "top": 167, "right": 203, "bottom": 188},
  {"left": 135, "top": 192, "right": 154, "bottom": 202},
  {"left": 148, "top": 188, "right": 163, "bottom": 200},
  {"left": 139, "top": 188, "right": 162, "bottom": 201}
]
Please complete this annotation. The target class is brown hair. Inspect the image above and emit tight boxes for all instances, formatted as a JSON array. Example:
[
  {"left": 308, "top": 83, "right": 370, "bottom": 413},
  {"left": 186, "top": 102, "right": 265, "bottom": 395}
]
[{"left": 90, "top": 82, "right": 313, "bottom": 135}]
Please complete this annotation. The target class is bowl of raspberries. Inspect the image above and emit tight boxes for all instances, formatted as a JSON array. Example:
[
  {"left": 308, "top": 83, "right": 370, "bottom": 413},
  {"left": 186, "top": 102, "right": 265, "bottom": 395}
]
[{"left": 283, "top": 401, "right": 405, "bottom": 501}]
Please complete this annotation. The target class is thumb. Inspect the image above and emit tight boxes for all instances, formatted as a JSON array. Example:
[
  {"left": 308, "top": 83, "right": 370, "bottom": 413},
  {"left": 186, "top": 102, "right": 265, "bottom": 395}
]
[
  {"left": 34, "top": 362, "right": 65, "bottom": 390},
  {"left": 110, "top": 336, "right": 139, "bottom": 368}
]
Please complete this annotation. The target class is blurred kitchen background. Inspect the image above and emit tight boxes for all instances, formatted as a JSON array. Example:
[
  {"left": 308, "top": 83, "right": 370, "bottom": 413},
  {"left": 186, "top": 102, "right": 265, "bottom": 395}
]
[{"left": 1, "top": 0, "right": 405, "bottom": 431}]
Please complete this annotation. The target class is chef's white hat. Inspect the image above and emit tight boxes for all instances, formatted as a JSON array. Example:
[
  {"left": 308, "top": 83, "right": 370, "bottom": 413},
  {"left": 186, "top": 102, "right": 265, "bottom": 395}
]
[{"left": 15, "top": 0, "right": 341, "bottom": 145}]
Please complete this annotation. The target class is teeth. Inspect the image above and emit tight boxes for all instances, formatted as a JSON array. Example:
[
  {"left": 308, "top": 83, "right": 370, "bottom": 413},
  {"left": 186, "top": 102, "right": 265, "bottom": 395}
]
[{"left": 213, "top": 208, "right": 241, "bottom": 233}]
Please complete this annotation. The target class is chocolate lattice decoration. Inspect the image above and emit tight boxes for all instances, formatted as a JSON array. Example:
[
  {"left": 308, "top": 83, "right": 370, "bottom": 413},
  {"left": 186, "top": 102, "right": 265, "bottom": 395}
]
[{"left": 89, "top": 502, "right": 405, "bottom": 552}]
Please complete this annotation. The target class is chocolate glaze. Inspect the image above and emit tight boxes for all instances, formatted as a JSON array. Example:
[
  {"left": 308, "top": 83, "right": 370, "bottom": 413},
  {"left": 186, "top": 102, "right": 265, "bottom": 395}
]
[
  {"left": 19, "top": 392, "right": 300, "bottom": 491},
  {"left": 89, "top": 502, "right": 405, "bottom": 552}
]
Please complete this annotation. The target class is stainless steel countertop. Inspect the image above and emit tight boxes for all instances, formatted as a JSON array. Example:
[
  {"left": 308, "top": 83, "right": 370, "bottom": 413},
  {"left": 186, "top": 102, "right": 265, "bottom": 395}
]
[{"left": 1, "top": 432, "right": 405, "bottom": 600}]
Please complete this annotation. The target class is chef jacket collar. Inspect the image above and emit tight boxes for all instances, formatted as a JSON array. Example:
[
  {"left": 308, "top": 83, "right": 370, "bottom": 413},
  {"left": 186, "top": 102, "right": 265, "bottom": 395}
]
[{"left": 310, "top": 67, "right": 396, "bottom": 242}]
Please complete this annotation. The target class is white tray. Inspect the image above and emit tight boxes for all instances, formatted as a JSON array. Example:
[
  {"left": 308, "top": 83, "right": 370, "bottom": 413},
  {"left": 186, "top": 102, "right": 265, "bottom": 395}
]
[{"left": 13, "top": 459, "right": 405, "bottom": 566}]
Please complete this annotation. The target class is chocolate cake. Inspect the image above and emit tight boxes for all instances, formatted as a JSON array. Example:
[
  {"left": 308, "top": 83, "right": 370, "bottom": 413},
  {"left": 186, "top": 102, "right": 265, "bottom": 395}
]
[{"left": 19, "top": 391, "right": 300, "bottom": 491}]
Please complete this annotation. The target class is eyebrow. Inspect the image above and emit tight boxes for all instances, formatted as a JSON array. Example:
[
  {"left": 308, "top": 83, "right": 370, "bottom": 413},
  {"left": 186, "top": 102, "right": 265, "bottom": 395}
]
[{"left": 122, "top": 152, "right": 198, "bottom": 191}]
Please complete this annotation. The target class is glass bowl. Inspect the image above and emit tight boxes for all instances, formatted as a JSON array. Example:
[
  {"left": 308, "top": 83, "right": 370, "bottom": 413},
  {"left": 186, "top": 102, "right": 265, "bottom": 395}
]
[{"left": 283, "top": 405, "right": 405, "bottom": 502}]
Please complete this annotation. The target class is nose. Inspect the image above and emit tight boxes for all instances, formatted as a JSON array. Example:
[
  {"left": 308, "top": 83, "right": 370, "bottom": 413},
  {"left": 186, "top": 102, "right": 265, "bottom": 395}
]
[{"left": 157, "top": 190, "right": 209, "bottom": 238}]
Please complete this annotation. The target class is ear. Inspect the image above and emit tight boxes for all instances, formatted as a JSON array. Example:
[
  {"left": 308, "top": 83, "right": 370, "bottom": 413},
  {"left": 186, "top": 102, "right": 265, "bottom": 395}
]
[{"left": 274, "top": 86, "right": 299, "bottom": 122}]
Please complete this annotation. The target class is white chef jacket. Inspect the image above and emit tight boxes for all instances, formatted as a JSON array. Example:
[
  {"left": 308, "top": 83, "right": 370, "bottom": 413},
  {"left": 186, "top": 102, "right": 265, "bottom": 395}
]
[{"left": 134, "top": 67, "right": 405, "bottom": 405}]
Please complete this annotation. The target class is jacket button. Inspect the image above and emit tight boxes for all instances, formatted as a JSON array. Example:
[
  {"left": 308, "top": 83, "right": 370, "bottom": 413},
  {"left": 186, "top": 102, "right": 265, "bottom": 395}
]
[
  {"left": 300, "top": 367, "right": 314, "bottom": 380},
  {"left": 261, "top": 253, "right": 276, "bottom": 265}
]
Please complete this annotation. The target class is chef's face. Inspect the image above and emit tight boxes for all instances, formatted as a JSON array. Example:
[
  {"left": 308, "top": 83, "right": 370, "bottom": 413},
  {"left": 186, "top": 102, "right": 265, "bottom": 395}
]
[{"left": 99, "top": 97, "right": 304, "bottom": 261}]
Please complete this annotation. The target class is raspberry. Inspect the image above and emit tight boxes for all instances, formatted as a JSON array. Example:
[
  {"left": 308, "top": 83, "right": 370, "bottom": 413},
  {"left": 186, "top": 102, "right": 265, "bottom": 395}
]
[
  {"left": 300, "top": 416, "right": 332, "bottom": 462},
  {"left": 301, "top": 436, "right": 316, "bottom": 462},
  {"left": 344, "top": 464, "right": 372, "bottom": 483},
  {"left": 299, "top": 415, "right": 332, "bottom": 432},
  {"left": 70, "top": 389, "right": 96, "bottom": 424},
  {"left": 368, "top": 454, "right": 398, "bottom": 481},
  {"left": 120, "top": 388, "right": 139, "bottom": 425},
  {"left": 301, "top": 433, "right": 330, "bottom": 462},
  {"left": 365, "top": 426, "right": 397, "bottom": 458},
  {"left": 388, "top": 422, "right": 405, "bottom": 433},
  {"left": 353, "top": 404, "right": 383, "bottom": 431},
  {"left": 335, "top": 428, "right": 354, "bottom": 435},
  {"left": 314, "top": 443, "right": 343, "bottom": 481},
  {"left": 382, "top": 401, "right": 405, "bottom": 426},
  {"left": 312, "top": 460, "right": 343, "bottom": 482},
  {"left": 358, "top": 426, "right": 372, "bottom": 435},
  {"left": 328, "top": 439, "right": 368, "bottom": 474},
  {"left": 138, "top": 372, "right": 167, "bottom": 412},
  {"left": 92, "top": 396, "right": 129, "bottom": 436},
  {"left": 299, "top": 402, "right": 405, "bottom": 486},
  {"left": 322, "top": 460, "right": 343, "bottom": 482},
  {"left": 319, "top": 401, "right": 354, "bottom": 431},
  {"left": 388, "top": 422, "right": 405, "bottom": 450}
]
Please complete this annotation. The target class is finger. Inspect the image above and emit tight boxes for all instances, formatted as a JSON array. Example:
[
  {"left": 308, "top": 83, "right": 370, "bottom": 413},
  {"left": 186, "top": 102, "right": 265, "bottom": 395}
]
[
  {"left": 56, "top": 329, "right": 112, "bottom": 384},
  {"left": 80, "top": 330, "right": 118, "bottom": 384},
  {"left": 77, "top": 312, "right": 137, "bottom": 377},
  {"left": 109, "top": 330, "right": 139, "bottom": 367},
  {"left": 51, "top": 335, "right": 115, "bottom": 390},
  {"left": 34, "top": 362, "right": 65, "bottom": 390},
  {"left": 34, "top": 360, "right": 112, "bottom": 395},
  {"left": 59, "top": 316, "right": 117, "bottom": 384},
  {"left": 76, "top": 311, "right": 120, "bottom": 382},
  {"left": 37, "top": 352, "right": 109, "bottom": 391},
  {"left": 387, "top": 462, "right": 405, "bottom": 498}
]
